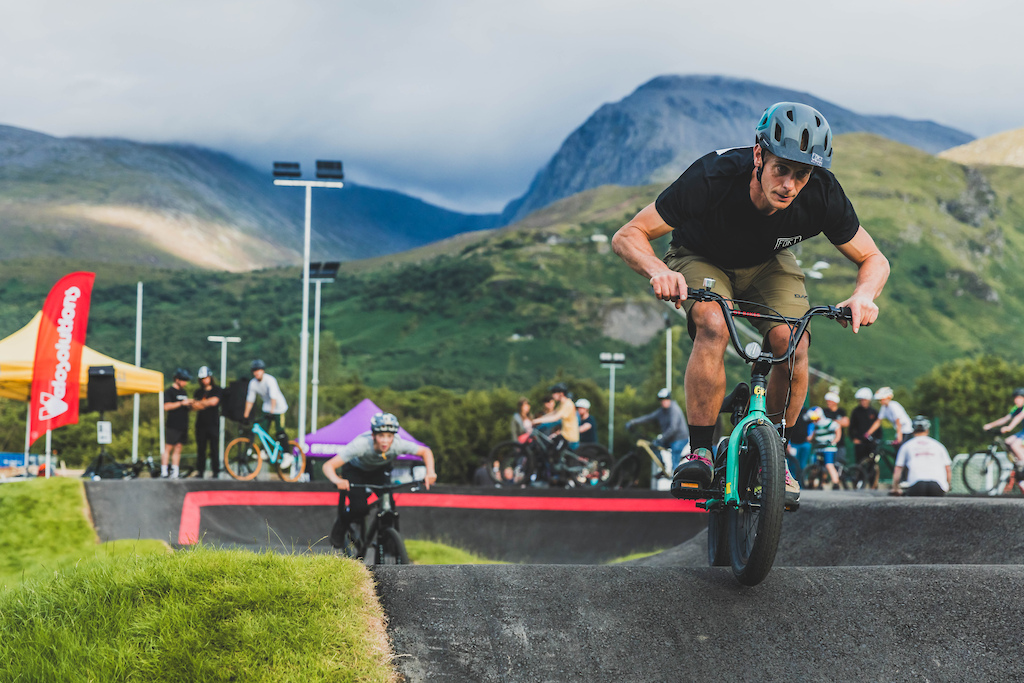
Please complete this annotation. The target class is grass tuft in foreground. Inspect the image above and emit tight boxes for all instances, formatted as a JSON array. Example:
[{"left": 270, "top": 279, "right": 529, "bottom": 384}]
[{"left": 0, "top": 545, "right": 397, "bottom": 682}]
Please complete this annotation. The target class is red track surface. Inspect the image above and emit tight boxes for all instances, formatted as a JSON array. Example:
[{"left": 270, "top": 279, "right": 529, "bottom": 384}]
[{"left": 177, "top": 490, "right": 701, "bottom": 544}]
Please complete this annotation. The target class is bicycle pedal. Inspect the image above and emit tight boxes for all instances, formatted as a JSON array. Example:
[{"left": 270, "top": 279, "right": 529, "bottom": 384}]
[{"left": 670, "top": 483, "right": 715, "bottom": 500}]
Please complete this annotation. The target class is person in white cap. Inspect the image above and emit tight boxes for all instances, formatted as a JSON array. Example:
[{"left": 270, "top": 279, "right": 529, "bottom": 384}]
[
  {"left": 866, "top": 387, "right": 913, "bottom": 445},
  {"left": 575, "top": 398, "right": 599, "bottom": 444},
  {"left": 822, "top": 390, "right": 849, "bottom": 466},
  {"left": 850, "top": 387, "right": 880, "bottom": 482}
]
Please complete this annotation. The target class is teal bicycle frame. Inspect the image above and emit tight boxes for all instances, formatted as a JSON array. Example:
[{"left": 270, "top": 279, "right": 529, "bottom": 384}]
[
  {"left": 714, "top": 379, "right": 773, "bottom": 511},
  {"left": 251, "top": 421, "right": 286, "bottom": 463}
]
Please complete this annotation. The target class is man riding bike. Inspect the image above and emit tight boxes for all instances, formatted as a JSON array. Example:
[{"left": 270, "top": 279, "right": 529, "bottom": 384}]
[
  {"left": 625, "top": 388, "right": 690, "bottom": 470},
  {"left": 983, "top": 388, "right": 1024, "bottom": 475},
  {"left": 323, "top": 412, "right": 436, "bottom": 553},
  {"left": 612, "top": 101, "right": 890, "bottom": 509}
]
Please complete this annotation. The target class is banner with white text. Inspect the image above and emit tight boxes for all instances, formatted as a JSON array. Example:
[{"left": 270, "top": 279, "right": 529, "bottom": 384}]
[{"left": 29, "top": 272, "right": 96, "bottom": 444}]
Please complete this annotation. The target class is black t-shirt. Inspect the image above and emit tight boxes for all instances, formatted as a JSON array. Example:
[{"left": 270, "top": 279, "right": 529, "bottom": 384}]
[
  {"left": 788, "top": 410, "right": 812, "bottom": 445},
  {"left": 193, "top": 385, "right": 224, "bottom": 431},
  {"left": 850, "top": 405, "right": 879, "bottom": 439},
  {"left": 579, "top": 415, "right": 599, "bottom": 444},
  {"left": 655, "top": 147, "right": 860, "bottom": 269},
  {"left": 164, "top": 385, "right": 191, "bottom": 432}
]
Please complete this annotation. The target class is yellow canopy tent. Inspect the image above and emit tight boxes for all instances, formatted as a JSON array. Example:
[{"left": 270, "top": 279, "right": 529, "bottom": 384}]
[{"left": 0, "top": 312, "right": 164, "bottom": 400}]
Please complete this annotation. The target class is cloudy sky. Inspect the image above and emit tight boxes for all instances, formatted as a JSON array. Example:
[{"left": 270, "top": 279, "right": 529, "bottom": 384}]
[{"left": 1, "top": 0, "right": 1020, "bottom": 212}]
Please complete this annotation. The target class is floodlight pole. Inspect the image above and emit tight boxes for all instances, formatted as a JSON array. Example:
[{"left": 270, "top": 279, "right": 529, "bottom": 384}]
[
  {"left": 273, "top": 179, "right": 343, "bottom": 449},
  {"left": 311, "top": 279, "right": 323, "bottom": 433},
  {"left": 208, "top": 335, "right": 241, "bottom": 470},
  {"left": 600, "top": 353, "right": 626, "bottom": 455},
  {"left": 132, "top": 282, "right": 143, "bottom": 463}
]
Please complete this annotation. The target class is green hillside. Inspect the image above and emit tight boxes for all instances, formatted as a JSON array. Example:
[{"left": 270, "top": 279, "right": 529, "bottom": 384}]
[{"left": 1, "top": 133, "right": 1022, "bottom": 397}]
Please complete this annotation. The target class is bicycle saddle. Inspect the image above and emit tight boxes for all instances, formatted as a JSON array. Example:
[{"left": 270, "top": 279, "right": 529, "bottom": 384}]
[{"left": 720, "top": 383, "right": 750, "bottom": 426}]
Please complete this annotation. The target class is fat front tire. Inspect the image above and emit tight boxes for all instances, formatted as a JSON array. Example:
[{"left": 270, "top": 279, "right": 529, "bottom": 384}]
[
  {"left": 276, "top": 440, "right": 307, "bottom": 482},
  {"left": 224, "top": 437, "right": 261, "bottom": 481},
  {"left": 728, "top": 424, "right": 785, "bottom": 586},
  {"left": 962, "top": 452, "right": 1002, "bottom": 495},
  {"left": 489, "top": 441, "right": 533, "bottom": 486},
  {"left": 609, "top": 453, "right": 642, "bottom": 489},
  {"left": 376, "top": 527, "right": 410, "bottom": 565}
]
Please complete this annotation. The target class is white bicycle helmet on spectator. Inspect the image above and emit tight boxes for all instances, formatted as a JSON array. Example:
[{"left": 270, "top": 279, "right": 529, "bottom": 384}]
[
  {"left": 371, "top": 412, "right": 400, "bottom": 434},
  {"left": 575, "top": 398, "right": 591, "bottom": 410},
  {"left": 197, "top": 366, "right": 212, "bottom": 379},
  {"left": 657, "top": 388, "right": 671, "bottom": 399},
  {"left": 806, "top": 406, "right": 825, "bottom": 422},
  {"left": 912, "top": 415, "right": 931, "bottom": 432},
  {"left": 824, "top": 391, "right": 840, "bottom": 404},
  {"left": 855, "top": 387, "right": 873, "bottom": 401},
  {"left": 874, "top": 387, "right": 894, "bottom": 400}
]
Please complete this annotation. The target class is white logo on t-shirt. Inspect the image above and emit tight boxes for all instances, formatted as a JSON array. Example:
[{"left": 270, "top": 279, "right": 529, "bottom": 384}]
[{"left": 774, "top": 236, "right": 803, "bottom": 250}]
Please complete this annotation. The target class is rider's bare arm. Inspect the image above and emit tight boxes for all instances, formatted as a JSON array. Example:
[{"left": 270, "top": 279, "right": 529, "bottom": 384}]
[
  {"left": 834, "top": 227, "right": 890, "bottom": 333},
  {"left": 417, "top": 446, "right": 437, "bottom": 490},
  {"left": 322, "top": 454, "right": 350, "bottom": 490},
  {"left": 1003, "top": 411, "right": 1024, "bottom": 433},
  {"left": 612, "top": 203, "right": 688, "bottom": 307},
  {"left": 984, "top": 415, "right": 1010, "bottom": 431}
]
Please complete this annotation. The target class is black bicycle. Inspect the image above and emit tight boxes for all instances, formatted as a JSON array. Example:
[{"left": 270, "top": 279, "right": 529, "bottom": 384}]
[
  {"left": 489, "top": 429, "right": 613, "bottom": 488},
  {"left": 336, "top": 480, "right": 421, "bottom": 564},
  {"left": 608, "top": 428, "right": 673, "bottom": 489}
]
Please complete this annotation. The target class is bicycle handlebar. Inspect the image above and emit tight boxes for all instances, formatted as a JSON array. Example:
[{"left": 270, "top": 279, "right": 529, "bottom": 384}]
[
  {"left": 685, "top": 286, "right": 853, "bottom": 365},
  {"left": 357, "top": 480, "right": 424, "bottom": 494}
]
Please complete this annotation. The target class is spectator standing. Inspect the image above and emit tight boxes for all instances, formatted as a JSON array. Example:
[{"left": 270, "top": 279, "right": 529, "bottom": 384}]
[
  {"left": 162, "top": 368, "right": 193, "bottom": 479},
  {"left": 822, "top": 390, "right": 849, "bottom": 465},
  {"left": 626, "top": 388, "right": 690, "bottom": 469},
  {"left": 576, "top": 398, "right": 599, "bottom": 444},
  {"left": 191, "top": 366, "right": 223, "bottom": 479},
  {"left": 786, "top": 406, "right": 814, "bottom": 484},
  {"left": 867, "top": 387, "right": 913, "bottom": 445},
  {"left": 511, "top": 397, "right": 533, "bottom": 441},
  {"left": 850, "top": 387, "right": 880, "bottom": 467},
  {"left": 807, "top": 406, "right": 842, "bottom": 488},
  {"left": 243, "top": 359, "right": 290, "bottom": 446},
  {"left": 891, "top": 416, "right": 952, "bottom": 496}
]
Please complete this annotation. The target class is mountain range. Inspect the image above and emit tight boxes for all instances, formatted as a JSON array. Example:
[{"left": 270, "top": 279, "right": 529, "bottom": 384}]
[
  {"left": 0, "top": 75, "right": 975, "bottom": 269},
  {"left": 501, "top": 75, "right": 974, "bottom": 222}
]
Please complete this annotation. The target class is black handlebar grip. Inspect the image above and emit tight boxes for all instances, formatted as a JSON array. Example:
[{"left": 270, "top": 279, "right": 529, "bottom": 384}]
[{"left": 840, "top": 306, "right": 853, "bottom": 321}]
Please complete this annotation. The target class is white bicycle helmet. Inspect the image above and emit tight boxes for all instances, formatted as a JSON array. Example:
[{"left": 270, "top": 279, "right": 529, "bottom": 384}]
[{"left": 855, "top": 387, "right": 873, "bottom": 401}]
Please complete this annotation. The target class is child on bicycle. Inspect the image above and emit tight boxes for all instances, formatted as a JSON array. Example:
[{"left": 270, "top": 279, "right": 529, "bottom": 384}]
[
  {"left": 983, "top": 388, "right": 1024, "bottom": 475},
  {"left": 807, "top": 406, "right": 842, "bottom": 489},
  {"left": 322, "top": 412, "right": 436, "bottom": 553}
]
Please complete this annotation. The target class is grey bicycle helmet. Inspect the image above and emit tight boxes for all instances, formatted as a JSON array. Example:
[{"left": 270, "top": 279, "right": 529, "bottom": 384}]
[
  {"left": 250, "top": 359, "right": 266, "bottom": 372},
  {"left": 755, "top": 102, "right": 833, "bottom": 169},
  {"left": 371, "top": 412, "right": 400, "bottom": 434},
  {"left": 173, "top": 367, "right": 191, "bottom": 382},
  {"left": 549, "top": 382, "right": 569, "bottom": 395},
  {"left": 1013, "top": 388, "right": 1024, "bottom": 398},
  {"left": 197, "top": 365, "right": 212, "bottom": 379},
  {"left": 911, "top": 415, "right": 931, "bottom": 432}
]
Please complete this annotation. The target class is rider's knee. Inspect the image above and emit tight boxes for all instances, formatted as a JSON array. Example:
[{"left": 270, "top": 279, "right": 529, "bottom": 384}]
[
  {"left": 768, "top": 326, "right": 809, "bottom": 359},
  {"left": 692, "top": 307, "right": 729, "bottom": 349}
]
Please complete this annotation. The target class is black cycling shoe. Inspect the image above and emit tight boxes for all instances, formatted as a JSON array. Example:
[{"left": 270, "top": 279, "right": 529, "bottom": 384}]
[{"left": 671, "top": 448, "right": 714, "bottom": 497}]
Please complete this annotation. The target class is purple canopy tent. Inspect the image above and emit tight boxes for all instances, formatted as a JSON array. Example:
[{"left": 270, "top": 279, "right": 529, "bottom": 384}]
[{"left": 305, "top": 398, "right": 424, "bottom": 462}]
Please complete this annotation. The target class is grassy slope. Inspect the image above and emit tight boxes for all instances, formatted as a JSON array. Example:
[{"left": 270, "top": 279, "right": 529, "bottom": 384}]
[{"left": 0, "top": 478, "right": 397, "bottom": 682}]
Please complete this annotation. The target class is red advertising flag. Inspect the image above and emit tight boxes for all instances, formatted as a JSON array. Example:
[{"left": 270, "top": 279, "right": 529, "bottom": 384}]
[{"left": 29, "top": 272, "right": 96, "bottom": 444}]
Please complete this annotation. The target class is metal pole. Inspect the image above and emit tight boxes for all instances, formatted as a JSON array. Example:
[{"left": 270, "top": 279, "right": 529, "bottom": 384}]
[
  {"left": 219, "top": 340, "right": 228, "bottom": 471},
  {"left": 132, "top": 281, "right": 142, "bottom": 463},
  {"left": 665, "top": 324, "right": 672, "bottom": 393},
  {"left": 24, "top": 401, "right": 31, "bottom": 466},
  {"left": 297, "top": 185, "right": 312, "bottom": 449},
  {"left": 45, "top": 429, "right": 51, "bottom": 478},
  {"left": 608, "top": 366, "right": 616, "bottom": 456},
  {"left": 311, "top": 279, "right": 322, "bottom": 434}
]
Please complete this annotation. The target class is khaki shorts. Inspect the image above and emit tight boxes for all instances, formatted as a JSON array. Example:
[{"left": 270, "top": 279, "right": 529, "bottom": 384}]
[{"left": 663, "top": 245, "right": 809, "bottom": 340}]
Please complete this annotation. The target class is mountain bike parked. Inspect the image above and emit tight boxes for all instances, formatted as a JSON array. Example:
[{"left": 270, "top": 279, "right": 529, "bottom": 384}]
[
  {"left": 224, "top": 421, "right": 307, "bottom": 482},
  {"left": 961, "top": 437, "right": 1021, "bottom": 496},
  {"left": 489, "top": 430, "right": 613, "bottom": 488},
  {"left": 608, "top": 429, "right": 673, "bottom": 489},
  {"left": 676, "top": 282, "right": 851, "bottom": 586},
  {"left": 335, "top": 481, "right": 421, "bottom": 564}
]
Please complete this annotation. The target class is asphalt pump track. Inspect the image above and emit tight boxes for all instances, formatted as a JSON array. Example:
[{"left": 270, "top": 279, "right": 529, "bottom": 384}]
[{"left": 85, "top": 482, "right": 1024, "bottom": 681}]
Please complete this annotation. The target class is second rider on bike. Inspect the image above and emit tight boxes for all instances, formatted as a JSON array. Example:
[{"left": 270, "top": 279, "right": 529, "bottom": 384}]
[
  {"left": 323, "top": 412, "right": 436, "bottom": 553},
  {"left": 612, "top": 102, "right": 890, "bottom": 510}
]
